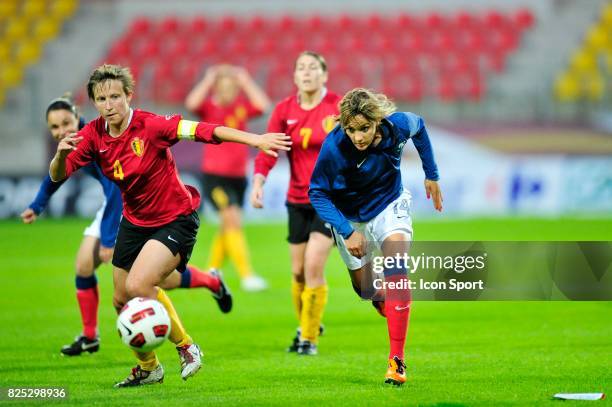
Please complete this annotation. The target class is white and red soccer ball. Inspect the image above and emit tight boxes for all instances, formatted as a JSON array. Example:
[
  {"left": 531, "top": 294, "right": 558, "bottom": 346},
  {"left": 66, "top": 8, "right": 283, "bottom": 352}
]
[{"left": 117, "top": 297, "right": 171, "bottom": 352}]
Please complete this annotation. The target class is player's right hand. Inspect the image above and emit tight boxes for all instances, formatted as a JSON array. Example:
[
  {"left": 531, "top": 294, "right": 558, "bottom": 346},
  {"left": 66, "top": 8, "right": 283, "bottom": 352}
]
[
  {"left": 56, "top": 133, "right": 82, "bottom": 158},
  {"left": 250, "top": 184, "right": 264, "bottom": 208},
  {"left": 20, "top": 208, "right": 37, "bottom": 224},
  {"left": 256, "top": 133, "right": 292, "bottom": 157},
  {"left": 346, "top": 230, "right": 367, "bottom": 258}
]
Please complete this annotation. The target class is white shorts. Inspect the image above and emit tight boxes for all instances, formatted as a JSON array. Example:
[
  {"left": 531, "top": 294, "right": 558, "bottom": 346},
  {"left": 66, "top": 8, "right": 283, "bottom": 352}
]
[
  {"left": 332, "top": 191, "right": 413, "bottom": 270},
  {"left": 83, "top": 200, "right": 106, "bottom": 239}
]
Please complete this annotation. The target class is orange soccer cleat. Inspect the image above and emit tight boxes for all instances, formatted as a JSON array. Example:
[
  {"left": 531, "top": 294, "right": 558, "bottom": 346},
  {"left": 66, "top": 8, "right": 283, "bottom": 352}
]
[{"left": 384, "top": 356, "right": 407, "bottom": 386}]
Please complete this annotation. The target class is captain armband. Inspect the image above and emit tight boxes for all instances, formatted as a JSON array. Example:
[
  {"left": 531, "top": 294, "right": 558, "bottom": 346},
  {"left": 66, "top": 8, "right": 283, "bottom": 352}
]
[{"left": 177, "top": 120, "right": 199, "bottom": 141}]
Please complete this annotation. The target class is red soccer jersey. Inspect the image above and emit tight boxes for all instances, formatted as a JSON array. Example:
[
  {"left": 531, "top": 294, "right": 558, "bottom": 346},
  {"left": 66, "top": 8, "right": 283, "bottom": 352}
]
[
  {"left": 63, "top": 110, "right": 220, "bottom": 227},
  {"left": 254, "top": 91, "right": 340, "bottom": 204},
  {"left": 195, "top": 97, "right": 262, "bottom": 178}
]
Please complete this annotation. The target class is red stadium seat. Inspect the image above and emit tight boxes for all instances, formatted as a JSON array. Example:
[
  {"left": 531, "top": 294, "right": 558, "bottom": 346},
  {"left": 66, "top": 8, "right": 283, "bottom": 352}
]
[
  {"left": 163, "top": 37, "right": 189, "bottom": 59},
  {"left": 99, "top": 10, "right": 534, "bottom": 105},
  {"left": 247, "top": 15, "right": 267, "bottom": 33},
  {"left": 436, "top": 77, "right": 458, "bottom": 102},
  {"left": 128, "top": 17, "right": 153, "bottom": 37},
  {"left": 159, "top": 16, "right": 180, "bottom": 36},
  {"left": 382, "top": 72, "right": 424, "bottom": 102},
  {"left": 189, "top": 17, "right": 208, "bottom": 36},
  {"left": 136, "top": 38, "right": 160, "bottom": 61},
  {"left": 454, "top": 10, "right": 476, "bottom": 30},
  {"left": 513, "top": 8, "right": 535, "bottom": 30},
  {"left": 425, "top": 12, "right": 445, "bottom": 31},
  {"left": 219, "top": 16, "right": 238, "bottom": 32}
]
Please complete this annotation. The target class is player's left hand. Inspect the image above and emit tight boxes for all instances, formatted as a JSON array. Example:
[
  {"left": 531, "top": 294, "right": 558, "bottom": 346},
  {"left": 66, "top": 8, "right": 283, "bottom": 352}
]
[
  {"left": 346, "top": 230, "right": 367, "bottom": 258},
  {"left": 424, "top": 179, "right": 443, "bottom": 212},
  {"left": 256, "top": 133, "right": 292, "bottom": 157},
  {"left": 98, "top": 245, "right": 114, "bottom": 263}
]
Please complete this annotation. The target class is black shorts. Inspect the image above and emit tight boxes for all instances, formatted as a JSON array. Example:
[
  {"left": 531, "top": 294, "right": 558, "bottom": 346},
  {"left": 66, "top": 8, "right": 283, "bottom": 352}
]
[
  {"left": 201, "top": 173, "right": 247, "bottom": 210},
  {"left": 286, "top": 202, "right": 332, "bottom": 244},
  {"left": 112, "top": 211, "right": 200, "bottom": 273}
]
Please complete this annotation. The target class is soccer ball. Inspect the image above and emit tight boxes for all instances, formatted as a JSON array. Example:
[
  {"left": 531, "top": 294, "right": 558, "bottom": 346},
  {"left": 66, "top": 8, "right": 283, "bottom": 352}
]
[{"left": 117, "top": 297, "right": 171, "bottom": 352}]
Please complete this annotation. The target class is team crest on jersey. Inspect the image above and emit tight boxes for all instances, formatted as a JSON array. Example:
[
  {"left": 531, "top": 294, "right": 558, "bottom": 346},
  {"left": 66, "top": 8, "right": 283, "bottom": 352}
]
[
  {"left": 321, "top": 115, "right": 336, "bottom": 133},
  {"left": 131, "top": 137, "right": 144, "bottom": 157}
]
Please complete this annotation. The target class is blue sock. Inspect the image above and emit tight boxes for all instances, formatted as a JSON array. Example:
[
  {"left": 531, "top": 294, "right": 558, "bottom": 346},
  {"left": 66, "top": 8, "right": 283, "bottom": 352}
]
[
  {"left": 180, "top": 267, "right": 192, "bottom": 288},
  {"left": 76, "top": 275, "right": 98, "bottom": 289}
]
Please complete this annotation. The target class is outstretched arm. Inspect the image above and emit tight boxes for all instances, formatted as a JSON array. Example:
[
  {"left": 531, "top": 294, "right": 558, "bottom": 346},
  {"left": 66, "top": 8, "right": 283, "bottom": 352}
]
[
  {"left": 212, "top": 126, "right": 291, "bottom": 157},
  {"left": 21, "top": 175, "right": 66, "bottom": 223}
]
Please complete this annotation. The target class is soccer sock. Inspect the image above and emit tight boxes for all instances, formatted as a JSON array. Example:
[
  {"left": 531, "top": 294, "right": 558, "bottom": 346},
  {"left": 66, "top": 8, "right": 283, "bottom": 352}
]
[
  {"left": 181, "top": 264, "right": 221, "bottom": 292},
  {"left": 383, "top": 274, "right": 411, "bottom": 360},
  {"left": 291, "top": 279, "right": 305, "bottom": 321},
  {"left": 132, "top": 350, "right": 159, "bottom": 371},
  {"left": 156, "top": 288, "right": 193, "bottom": 348},
  {"left": 299, "top": 284, "right": 328, "bottom": 343},
  {"left": 75, "top": 275, "right": 99, "bottom": 340},
  {"left": 223, "top": 228, "right": 253, "bottom": 278},
  {"left": 207, "top": 233, "right": 225, "bottom": 270}
]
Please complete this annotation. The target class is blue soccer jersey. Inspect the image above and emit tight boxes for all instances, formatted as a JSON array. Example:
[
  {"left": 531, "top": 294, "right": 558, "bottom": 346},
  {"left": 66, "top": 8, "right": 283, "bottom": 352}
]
[
  {"left": 28, "top": 118, "right": 122, "bottom": 247},
  {"left": 309, "top": 112, "right": 439, "bottom": 239}
]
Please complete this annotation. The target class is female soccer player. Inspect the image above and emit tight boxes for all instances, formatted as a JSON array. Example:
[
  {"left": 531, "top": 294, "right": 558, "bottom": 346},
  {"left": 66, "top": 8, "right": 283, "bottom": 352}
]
[
  {"left": 185, "top": 64, "right": 270, "bottom": 291},
  {"left": 250, "top": 51, "right": 339, "bottom": 355},
  {"left": 309, "top": 88, "right": 443, "bottom": 385},
  {"left": 49, "top": 64, "right": 290, "bottom": 387},
  {"left": 22, "top": 95, "right": 233, "bottom": 357}
]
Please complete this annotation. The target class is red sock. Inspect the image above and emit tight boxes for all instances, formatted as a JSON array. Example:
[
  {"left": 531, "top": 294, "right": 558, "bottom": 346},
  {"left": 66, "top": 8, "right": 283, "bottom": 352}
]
[
  {"left": 384, "top": 275, "right": 411, "bottom": 360},
  {"left": 76, "top": 287, "right": 99, "bottom": 340},
  {"left": 183, "top": 265, "right": 221, "bottom": 293}
]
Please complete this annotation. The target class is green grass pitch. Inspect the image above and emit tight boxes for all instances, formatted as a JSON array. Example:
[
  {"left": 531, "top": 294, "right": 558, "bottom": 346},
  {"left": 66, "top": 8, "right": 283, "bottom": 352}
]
[{"left": 1, "top": 218, "right": 610, "bottom": 405}]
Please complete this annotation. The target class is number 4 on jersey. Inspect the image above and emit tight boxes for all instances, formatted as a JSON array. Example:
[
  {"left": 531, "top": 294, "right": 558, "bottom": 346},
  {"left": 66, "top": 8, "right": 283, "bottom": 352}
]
[{"left": 113, "top": 160, "right": 124, "bottom": 180}]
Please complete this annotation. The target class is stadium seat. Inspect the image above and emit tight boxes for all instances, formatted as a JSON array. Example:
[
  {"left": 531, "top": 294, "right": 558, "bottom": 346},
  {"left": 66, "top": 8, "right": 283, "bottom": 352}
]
[
  {"left": 94, "top": 10, "right": 534, "bottom": 105},
  {"left": 159, "top": 16, "right": 180, "bottom": 37},
  {"left": 22, "top": 0, "right": 48, "bottom": 20},
  {"left": 4, "top": 18, "right": 30, "bottom": 41},
  {"left": 0, "top": 64, "right": 24, "bottom": 88},
  {"left": 189, "top": 16, "right": 208, "bottom": 36},
  {"left": 0, "top": 1, "right": 18, "bottom": 21},
  {"left": 513, "top": 8, "right": 535, "bottom": 30},
  {"left": 49, "top": 0, "right": 78, "bottom": 19},
  {"left": 33, "top": 18, "right": 61, "bottom": 43},
  {"left": 14, "top": 40, "right": 42, "bottom": 66}
]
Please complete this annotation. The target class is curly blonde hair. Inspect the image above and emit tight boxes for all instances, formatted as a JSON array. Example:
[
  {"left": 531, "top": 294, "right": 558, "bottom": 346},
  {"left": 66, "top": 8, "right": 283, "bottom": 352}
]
[{"left": 338, "top": 88, "right": 396, "bottom": 128}]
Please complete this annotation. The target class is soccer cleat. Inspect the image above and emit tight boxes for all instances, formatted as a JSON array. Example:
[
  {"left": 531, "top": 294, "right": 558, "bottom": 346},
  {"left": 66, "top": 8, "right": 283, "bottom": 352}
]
[
  {"left": 60, "top": 334, "right": 100, "bottom": 356},
  {"left": 241, "top": 275, "right": 268, "bottom": 292},
  {"left": 384, "top": 356, "right": 407, "bottom": 386},
  {"left": 209, "top": 269, "right": 232, "bottom": 313},
  {"left": 372, "top": 300, "right": 386, "bottom": 317},
  {"left": 297, "top": 340, "right": 318, "bottom": 356},
  {"left": 177, "top": 343, "right": 203, "bottom": 380},
  {"left": 287, "top": 325, "right": 325, "bottom": 353},
  {"left": 114, "top": 364, "right": 164, "bottom": 388}
]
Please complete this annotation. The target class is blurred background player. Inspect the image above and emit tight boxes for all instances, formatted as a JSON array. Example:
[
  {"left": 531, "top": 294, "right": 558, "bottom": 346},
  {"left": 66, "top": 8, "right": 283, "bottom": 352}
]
[
  {"left": 309, "top": 88, "right": 443, "bottom": 385},
  {"left": 185, "top": 64, "right": 270, "bottom": 292},
  {"left": 250, "top": 51, "right": 339, "bottom": 355},
  {"left": 22, "top": 93, "right": 233, "bottom": 357},
  {"left": 49, "top": 64, "right": 290, "bottom": 386}
]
